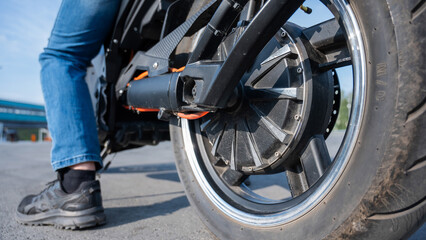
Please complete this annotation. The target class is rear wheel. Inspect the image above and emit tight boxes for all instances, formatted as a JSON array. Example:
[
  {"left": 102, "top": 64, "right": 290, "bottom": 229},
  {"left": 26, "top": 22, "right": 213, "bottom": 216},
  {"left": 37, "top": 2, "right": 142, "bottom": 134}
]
[{"left": 171, "top": 0, "right": 425, "bottom": 239}]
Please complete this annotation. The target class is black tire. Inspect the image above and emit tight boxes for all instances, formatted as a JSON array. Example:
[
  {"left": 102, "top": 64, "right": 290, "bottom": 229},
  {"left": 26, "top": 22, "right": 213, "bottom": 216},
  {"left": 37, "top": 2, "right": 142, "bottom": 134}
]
[{"left": 170, "top": 0, "right": 425, "bottom": 239}]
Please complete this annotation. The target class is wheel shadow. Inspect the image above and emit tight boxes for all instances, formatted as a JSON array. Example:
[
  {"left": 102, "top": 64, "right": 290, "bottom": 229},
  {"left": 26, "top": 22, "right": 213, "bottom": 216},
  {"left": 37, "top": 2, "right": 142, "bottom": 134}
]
[
  {"left": 95, "top": 195, "right": 190, "bottom": 229},
  {"left": 146, "top": 172, "right": 180, "bottom": 182},
  {"left": 104, "top": 163, "right": 181, "bottom": 183},
  {"left": 104, "top": 163, "right": 176, "bottom": 174},
  {"left": 94, "top": 163, "right": 187, "bottom": 229}
]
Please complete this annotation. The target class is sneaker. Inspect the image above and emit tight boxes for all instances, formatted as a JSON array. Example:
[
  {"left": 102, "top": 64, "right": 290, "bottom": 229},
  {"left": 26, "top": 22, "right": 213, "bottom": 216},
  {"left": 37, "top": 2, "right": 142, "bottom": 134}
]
[{"left": 16, "top": 179, "right": 106, "bottom": 230}]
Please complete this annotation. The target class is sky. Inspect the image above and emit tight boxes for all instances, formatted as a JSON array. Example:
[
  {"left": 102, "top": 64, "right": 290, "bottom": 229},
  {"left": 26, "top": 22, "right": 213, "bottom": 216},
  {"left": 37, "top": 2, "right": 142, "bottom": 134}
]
[
  {"left": 0, "top": 0, "right": 61, "bottom": 105},
  {"left": 0, "top": 0, "right": 352, "bottom": 105}
]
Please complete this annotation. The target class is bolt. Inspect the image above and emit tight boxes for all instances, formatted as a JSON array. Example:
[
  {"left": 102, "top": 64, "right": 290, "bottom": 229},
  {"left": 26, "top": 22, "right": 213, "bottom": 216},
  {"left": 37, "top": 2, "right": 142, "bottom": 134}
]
[
  {"left": 119, "top": 89, "right": 124, "bottom": 95},
  {"left": 297, "top": 67, "right": 303, "bottom": 74},
  {"left": 113, "top": 39, "right": 118, "bottom": 44},
  {"left": 248, "top": 167, "right": 253, "bottom": 171},
  {"left": 191, "top": 87, "right": 197, "bottom": 96},
  {"left": 153, "top": 62, "right": 158, "bottom": 69},
  {"left": 294, "top": 114, "right": 301, "bottom": 121},
  {"left": 274, "top": 152, "right": 280, "bottom": 157},
  {"left": 232, "top": 2, "right": 242, "bottom": 11},
  {"left": 133, "top": 27, "right": 138, "bottom": 32},
  {"left": 280, "top": 31, "right": 287, "bottom": 38}
]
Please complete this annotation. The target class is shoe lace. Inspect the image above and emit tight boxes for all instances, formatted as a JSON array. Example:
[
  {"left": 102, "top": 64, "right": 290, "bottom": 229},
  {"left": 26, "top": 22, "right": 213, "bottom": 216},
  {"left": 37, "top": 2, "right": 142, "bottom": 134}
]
[
  {"left": 37, "top": 172, "right": 65, "bottom": 196},
  {"left": 46, "top": 179, "right": 58, "bottom": 187},
  {"left": 29, "top": 179, "right": 59, "bottom": 205},
  {"left": 38, "top": 179, "right": 59, "bottom": 195}
]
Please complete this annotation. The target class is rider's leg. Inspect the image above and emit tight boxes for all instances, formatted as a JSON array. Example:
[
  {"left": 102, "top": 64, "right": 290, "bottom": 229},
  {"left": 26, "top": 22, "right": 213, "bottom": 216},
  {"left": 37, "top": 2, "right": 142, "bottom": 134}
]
[
  {"left": 40, "top": 0, "right": 121, "bottom": 173},
  {"left": 16, "top": 0, "right": 121, "bottom": 229}
]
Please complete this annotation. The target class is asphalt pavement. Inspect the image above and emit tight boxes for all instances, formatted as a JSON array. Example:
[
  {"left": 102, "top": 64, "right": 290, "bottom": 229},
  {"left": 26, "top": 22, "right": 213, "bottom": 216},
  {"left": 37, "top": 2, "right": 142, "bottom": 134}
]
[{"left": 0, "top": 140, "right": 424, "bottom": 240}]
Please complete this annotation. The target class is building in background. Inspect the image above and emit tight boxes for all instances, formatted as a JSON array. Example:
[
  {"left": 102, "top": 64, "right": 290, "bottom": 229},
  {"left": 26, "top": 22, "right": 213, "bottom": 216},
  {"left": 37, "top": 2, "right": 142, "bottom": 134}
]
[{"left": 0, "top": 99, "right": 49, "bottom": 142}]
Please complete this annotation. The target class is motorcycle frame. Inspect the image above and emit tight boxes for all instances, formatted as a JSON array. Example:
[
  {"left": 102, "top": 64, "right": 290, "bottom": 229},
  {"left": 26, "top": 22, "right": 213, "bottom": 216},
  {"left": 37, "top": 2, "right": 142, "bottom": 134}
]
[{"left": 101, "top": 0, "right": 306, "bottom": 150}]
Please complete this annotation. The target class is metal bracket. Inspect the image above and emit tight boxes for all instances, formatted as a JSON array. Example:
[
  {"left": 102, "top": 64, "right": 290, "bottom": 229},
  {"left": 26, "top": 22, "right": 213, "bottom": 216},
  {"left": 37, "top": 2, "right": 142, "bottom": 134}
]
[{"left": 115, "top": 0, "right": 220, "bottom": 97}]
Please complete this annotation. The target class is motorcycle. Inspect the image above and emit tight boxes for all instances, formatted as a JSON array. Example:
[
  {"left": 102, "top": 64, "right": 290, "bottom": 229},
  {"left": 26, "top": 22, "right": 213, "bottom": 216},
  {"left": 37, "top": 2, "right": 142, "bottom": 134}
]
[{"left": 90, "top": 0, "right": 425, "bottom": 239}]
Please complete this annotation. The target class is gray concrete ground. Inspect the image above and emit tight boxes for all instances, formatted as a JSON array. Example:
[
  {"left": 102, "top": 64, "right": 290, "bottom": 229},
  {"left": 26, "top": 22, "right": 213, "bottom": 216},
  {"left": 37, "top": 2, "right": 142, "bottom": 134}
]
[
  {"left": 0, "top": 140, "right": 424, "bottom": 240},
  {"left": 0, "top": 142, "right": 214, "bottom": 240}
]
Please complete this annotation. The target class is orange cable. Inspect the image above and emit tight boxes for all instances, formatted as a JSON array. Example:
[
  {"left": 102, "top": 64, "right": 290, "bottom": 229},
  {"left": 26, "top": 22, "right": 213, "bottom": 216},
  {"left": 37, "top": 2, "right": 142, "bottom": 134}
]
[
  {"left": 177, "top": 111, "right": 209, "bottom": 120},
  {"left": 133, "top": 71, "right": 149, "bottom": 80}
]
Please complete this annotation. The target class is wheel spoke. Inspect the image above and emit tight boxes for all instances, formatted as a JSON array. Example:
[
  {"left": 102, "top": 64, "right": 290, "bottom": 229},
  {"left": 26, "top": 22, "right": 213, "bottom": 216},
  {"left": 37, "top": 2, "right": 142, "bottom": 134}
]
[
  {"left": 245, "top": 87, "right": 303, "bottom": 100},
  {"left": 285, "top": 163, "right": 309, "bottom": 197},
  {"left": 302, "top": 18, "right": 345, "bottom": 52},
  {"left": 230, "top": 125, "right": 237, "bottom": 170},
  {"left": 221, "top": 167, "right": 248, "bottom": 186},
  {"left": 243, "top": 119, "right": 263, "bottom": 167},
  {"left": 244, "top": 42, "right": 298, "bottom": 86},
  {"left": 200, "top": 117, "right": 213, "bottom": 131},
  {"left": 260, "top": 44, "right": 298, "bottom": 66},
  {"left": 302, "top": 18, "right": 351, "bottom": 71},
  {"left": 300, "top": 135, "right": 332, "bottom": 186},
  {"left": 245, "top": 54, "right": 285, "bottom": 86},
  {"left": 318, "top": 49, "right": 351, "bottom": 71},
  {"left": 250, "top": 104, "right": 289, "bottom": 143},
  {"left": 210, "top": 123, "right": 226, "bottom": 158}
]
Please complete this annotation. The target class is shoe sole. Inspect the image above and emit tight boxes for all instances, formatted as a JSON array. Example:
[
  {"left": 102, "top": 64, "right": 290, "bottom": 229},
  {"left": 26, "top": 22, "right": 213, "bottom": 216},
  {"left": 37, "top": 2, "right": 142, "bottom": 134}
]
[{"left": 16, "top": 206, "right": 106, "bottom": 230}]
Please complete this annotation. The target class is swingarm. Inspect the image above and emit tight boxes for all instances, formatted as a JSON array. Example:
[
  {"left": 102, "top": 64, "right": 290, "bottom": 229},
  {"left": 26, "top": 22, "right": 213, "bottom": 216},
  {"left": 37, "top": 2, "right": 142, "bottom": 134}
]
[{"left": 115, "top": 0, "right": 305, "bottom": 117}]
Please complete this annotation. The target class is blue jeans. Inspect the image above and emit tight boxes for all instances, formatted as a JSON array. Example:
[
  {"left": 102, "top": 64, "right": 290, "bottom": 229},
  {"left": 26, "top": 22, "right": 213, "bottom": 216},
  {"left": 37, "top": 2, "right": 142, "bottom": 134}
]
[{"left": 39, "top": 0, "right": 121, "bottom": 171}]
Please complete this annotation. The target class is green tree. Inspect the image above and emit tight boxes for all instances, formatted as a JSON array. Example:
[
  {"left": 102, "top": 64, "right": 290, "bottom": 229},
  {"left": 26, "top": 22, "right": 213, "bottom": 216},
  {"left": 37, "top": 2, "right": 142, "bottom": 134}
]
[{"left": 335, "top": 92, "right": 351, "bottom": 130}]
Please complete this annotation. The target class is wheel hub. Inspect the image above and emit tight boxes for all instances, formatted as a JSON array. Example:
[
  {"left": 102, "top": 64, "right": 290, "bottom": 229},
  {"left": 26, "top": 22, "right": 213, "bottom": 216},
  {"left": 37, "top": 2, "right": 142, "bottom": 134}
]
[{"left": 199, "top": 24, "right": 335, "bottom": 175}]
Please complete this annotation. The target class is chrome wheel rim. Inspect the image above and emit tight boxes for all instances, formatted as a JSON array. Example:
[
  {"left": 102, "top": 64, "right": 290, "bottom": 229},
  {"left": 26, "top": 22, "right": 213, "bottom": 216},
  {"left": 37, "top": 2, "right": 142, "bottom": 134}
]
[{"left": 181, "top": 0, "right": 366, "bottom": 227}]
